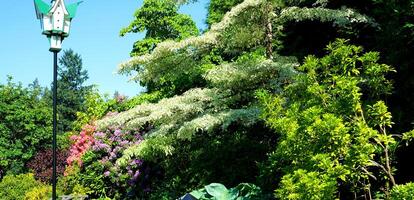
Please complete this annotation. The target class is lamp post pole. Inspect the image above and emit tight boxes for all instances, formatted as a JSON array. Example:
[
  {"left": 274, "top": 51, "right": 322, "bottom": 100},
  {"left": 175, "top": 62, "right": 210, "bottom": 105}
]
[
  {"left": 52, "top": 50, "right": 58, "bottom": 200},
  {"left": 34, "top": 1, "right": 82, "bottom": 199}
]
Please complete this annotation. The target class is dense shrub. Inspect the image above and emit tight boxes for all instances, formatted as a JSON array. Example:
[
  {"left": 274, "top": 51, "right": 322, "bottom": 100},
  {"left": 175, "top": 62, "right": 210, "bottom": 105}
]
[
  {"left": 259, "top": 40, "right": 414, "bottom": 198},
  {"left": 24, "top": 185, "right": 52, "bottom": 200},
  {"left": 58, "top": 165, "right": 92, "bottom": 196},
  {"left": 0, "top": 173, "right": 43, "bottom": 200},
  {"left": 27, "top": 149, "right": 69, "bottom": 183},
  {"left": 390, "top": 183, "right": 414, "bottom": 200},
  {"left": 64, "top": 127, "right": 145, "bottom": 199},
  {"left": 0, "top": 78, "right": 52, "bottom": 175},
  {"left": 67, "top": 125, "right": 96, "bottom": 166}
]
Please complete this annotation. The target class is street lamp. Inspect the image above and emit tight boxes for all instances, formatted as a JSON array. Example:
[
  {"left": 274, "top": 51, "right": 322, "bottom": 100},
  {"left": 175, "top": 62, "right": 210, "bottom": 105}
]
[{"left": 34, "top": 0, "right": 81, "bottom": 199}]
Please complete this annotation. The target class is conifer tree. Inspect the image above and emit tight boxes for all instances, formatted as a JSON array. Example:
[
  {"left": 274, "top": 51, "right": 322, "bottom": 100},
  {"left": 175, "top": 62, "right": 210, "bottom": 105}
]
[{"left": 57, "top": 49, "right": 92, "bottom": 132}]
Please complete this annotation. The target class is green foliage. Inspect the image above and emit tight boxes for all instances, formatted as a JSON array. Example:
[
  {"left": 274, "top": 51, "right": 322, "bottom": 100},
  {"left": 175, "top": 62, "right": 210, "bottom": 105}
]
[
  {"left": 189, "top": 183, "right": 266, "bottom": 200},
  {"left": 259, "top": 39, "right": 406, "bottom": 198},
  {"left": 364, "top": 0, "right": 414, "bottom": 133},
  {"left": 57, "top": 49, "right": 92, "bottom": 132},
  {"left": 69, "top": 0, "right": 414, "bottom": 198},
  {"left": 104, "top": 0, "right": 385, "bottom": 197},
  {"left": 0, "top": 173, "right": 43, "bottom": 200},
  {"left": 275, "top": 169, "right": 337, "bottom": 200},
  {"left": 24, "top": 185, "right": 52, "bottom": 200},
  {"left": 120, "top": 0, "right": 200, "bottom": 95},
  {"left": 74, "top": 90, "right": 163, "bottom": 131},
  {"left": 0, "top": 77, "right": 52, "bottom": 175},
  {"left": 206, "top": 0, "right": 244, "bottom": 27},
  {"left": 73, "top": 89, "right": 114, "bottom": 131},
  {"left": 120, "top": 0, "right": 199, "bottom": 57},
  {"left": 390, "top": 183, "right": 414, "bottom": 200},
  {"left": 120, "top": 91, "right": 165, "bottom": 111},
  {"left": 58, "top": 165, "right": 93, "bottom": 196}
]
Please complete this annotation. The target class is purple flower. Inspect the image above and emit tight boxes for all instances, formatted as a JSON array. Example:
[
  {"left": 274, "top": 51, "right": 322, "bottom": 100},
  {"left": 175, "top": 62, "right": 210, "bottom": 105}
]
[
  {"left": 133, "top": 170, "right": 141, "bottom": 179},
  {"left": 92, "top": 141, "right": 110, "bottom": 152},
  {"left": 109, "top": 152, "right": 117, "bottom": 160},
  {"left": 120, "top": 140, "right": 130, "bottom": 146},
  {"left": 99, "top": 157, "right": 109, "bottom": 164},
  {"left": 114, "top": 129, "right": 122, "bottom": 137},
  {"left": 104, "top": 171, "right": 110, "bottom": 177},
  {"left": 134, "top": 134, "right": 143, "bottom": 140},
  {"left": 130, "top": 159, "right": 143, "bottom": 166},
  {"left": 93, "top": 132, "right": 105, "bottom": 138},
  {"left": 143, "top": 187, "right": 151, "bottom": 193},
  {"left": 133, "top": 140, "right": 142, "bottom": 145}
]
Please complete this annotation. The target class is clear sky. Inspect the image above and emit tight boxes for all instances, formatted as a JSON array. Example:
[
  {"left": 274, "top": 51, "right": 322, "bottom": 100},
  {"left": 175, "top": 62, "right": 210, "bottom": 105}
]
[{"left": 0, "top": 0, "right": 208, "bottom": 97}]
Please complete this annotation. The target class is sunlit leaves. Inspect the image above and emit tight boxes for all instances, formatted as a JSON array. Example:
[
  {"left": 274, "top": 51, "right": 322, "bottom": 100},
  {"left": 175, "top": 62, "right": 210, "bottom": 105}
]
[
  {"left": 276, "top": 169, "right": 337, "bottom": 200},
  {"left": 260, "top": 40, "right": 398, "bottom": 198}
]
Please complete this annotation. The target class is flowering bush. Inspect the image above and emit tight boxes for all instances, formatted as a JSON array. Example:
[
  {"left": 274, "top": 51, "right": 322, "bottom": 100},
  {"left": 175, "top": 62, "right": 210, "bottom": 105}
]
[
  {"left": 91, "top": 128, "right": 143, "bottom": 180},
  {"left": 67, "top": 125, "right": 96, "bottom": 166},
  {"left": 65, "top": 127, "right": 145, "bottom": 199},
  {"left": 90, "top": 128, "right": 144, "bottom": 198}
]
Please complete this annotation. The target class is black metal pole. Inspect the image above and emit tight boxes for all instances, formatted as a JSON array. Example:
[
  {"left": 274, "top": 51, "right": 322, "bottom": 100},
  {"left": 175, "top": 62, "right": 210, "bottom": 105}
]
[{"left": 52, "top": 50, "right": 58, "bottom": 200}]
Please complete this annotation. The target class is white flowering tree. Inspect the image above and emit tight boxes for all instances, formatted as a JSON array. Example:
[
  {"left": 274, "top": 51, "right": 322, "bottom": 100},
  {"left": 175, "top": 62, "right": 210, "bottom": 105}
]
[{"left": 94, "top": 0, "right": 378, "bottom": 197}]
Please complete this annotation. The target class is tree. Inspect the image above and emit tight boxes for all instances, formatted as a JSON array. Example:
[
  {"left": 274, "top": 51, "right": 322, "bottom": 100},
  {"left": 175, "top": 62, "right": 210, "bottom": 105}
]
[
  {"left": 68, "top": 0, "right": 414, "bottom": 198},
  {"left": 0, "top": 77, "right": 52, "bottom": 175},
  {"left": 259, "top": 40, "right": 414, "bottom": 199},
  {"left": 105, "top": 0, "right": 376, "bottom": 198},
  {"left": 56, "top": 49, "right": 92, "bottom": 132},
  {"left": 120, "top": 0, "right": 200, "bottom": 95},
  {"left": 120, "top": 0, "right": 199, "bottom": 57},
  {"left": 206, "top": 0, "right": 244, "bottom": 27}
]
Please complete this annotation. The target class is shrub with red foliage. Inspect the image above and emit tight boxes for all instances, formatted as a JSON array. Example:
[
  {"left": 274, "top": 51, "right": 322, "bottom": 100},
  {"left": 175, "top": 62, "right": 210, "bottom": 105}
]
[
  {"left": 67, "top": 125, "right": 95, "bottom": 166},
  {"left": 27, "top": 149, "right": 69, "bottom": 183}
]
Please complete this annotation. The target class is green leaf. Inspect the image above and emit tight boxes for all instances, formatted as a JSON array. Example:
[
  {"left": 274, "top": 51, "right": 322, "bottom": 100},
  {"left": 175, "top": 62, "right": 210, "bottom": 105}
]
[
  {"left": 205, "top": 183, "right": 229, "bottom": 198},
  {"left": 190, "top": 190, "right": 205, "bottom": 199}
]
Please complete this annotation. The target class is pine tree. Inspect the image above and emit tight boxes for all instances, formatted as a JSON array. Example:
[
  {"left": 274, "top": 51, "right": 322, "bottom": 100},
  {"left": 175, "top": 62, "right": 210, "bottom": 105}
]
[{"left": 56, "top": 49, "right": 92, "bottom": 132}]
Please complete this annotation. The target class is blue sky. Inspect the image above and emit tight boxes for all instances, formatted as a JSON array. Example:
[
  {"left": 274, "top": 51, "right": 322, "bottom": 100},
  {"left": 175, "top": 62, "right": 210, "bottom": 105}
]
[{"left": 0, "top": 0, "right": 208, "bottom": 97}]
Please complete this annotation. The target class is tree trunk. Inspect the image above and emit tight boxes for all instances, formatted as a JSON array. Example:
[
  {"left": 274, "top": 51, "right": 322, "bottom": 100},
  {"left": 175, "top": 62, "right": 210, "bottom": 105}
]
[{"left": 265, "top": 2, "right": 273, "bottom": 60}]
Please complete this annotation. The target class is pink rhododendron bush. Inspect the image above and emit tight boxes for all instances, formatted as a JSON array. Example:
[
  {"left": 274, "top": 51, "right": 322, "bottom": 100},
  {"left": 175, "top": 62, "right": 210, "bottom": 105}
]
[
  {"left": 67, "top": 125, "right": 96, "bottom": 166},
  {"left": 62, "top": 125, "right": 148, "bottom": 198}
]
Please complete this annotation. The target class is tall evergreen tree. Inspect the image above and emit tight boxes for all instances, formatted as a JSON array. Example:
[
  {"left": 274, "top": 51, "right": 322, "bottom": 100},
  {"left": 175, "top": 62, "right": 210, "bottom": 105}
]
[{"left": 57, "top": 49, "right": 91, "bottom": 132}]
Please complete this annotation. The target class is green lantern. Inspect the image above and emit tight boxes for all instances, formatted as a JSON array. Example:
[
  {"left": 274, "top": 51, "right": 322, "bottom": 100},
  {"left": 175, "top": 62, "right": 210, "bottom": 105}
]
[{"left": 34, "top": 0, "right": 82, "bottom": 52}]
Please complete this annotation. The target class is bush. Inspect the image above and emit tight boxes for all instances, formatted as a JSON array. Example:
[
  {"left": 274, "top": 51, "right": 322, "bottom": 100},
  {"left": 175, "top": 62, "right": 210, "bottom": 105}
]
[
  {"left": 67, "top": 125, "right": 96, "bottom": 166},
  {"left": 0, "top": 173, "right": 43, "bottom": 200},
  {"left": 390, "top": 183, "right": 414, "bottom": 200},
  {"left": 57, "top": 165, "right": 92, "bottom": 196},
  {"left": 24, "top": 185, "right": 52, "bottom": 200},
  {"left": 27, "top": 149, "right": 69, "bottom": 183},
  {"left": 74, "top": 128, "right": 144, "bottom": 199},
  {"left": 0, "top": 78, "right": 52, "bottom": 175}
]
